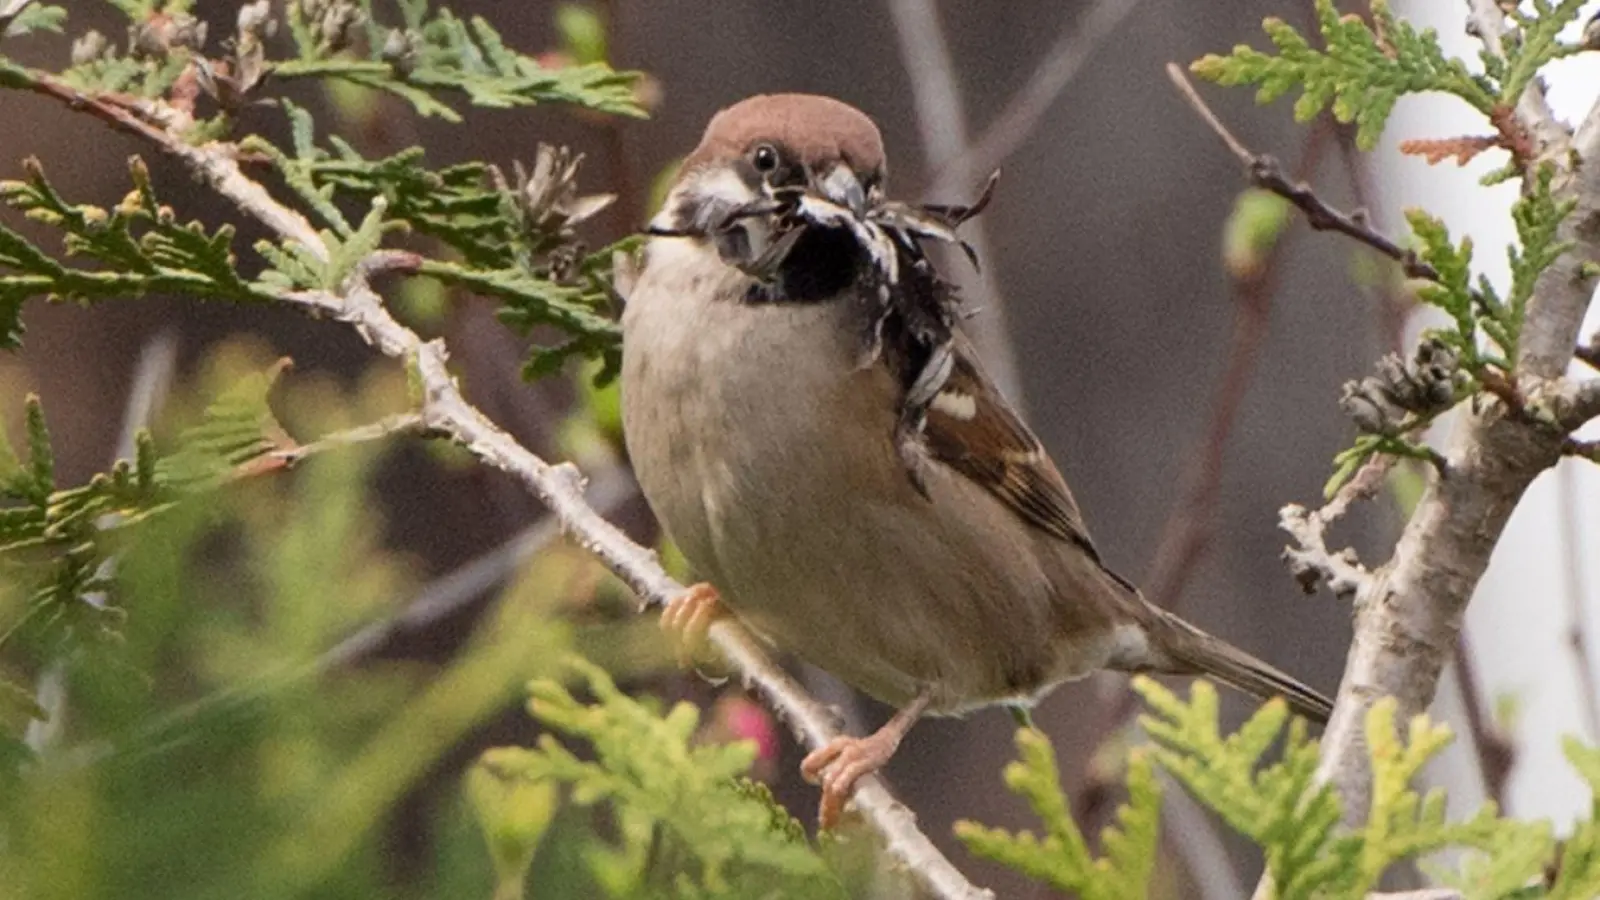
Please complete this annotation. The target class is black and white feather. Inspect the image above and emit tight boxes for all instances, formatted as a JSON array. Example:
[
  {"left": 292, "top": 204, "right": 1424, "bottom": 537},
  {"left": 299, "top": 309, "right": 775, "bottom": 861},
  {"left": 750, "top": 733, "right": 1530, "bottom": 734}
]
[{"left": 769, "top": 171, "right": 1000, "bottom": 494}]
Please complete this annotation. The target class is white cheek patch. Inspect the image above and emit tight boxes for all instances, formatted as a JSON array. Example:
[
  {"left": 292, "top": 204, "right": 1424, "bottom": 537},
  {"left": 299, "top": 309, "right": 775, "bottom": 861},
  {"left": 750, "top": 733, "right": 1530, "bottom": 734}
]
[
  {"left": 648, "top": 167, "right": 761, "bottom": 234},
  {"left": 930, "top": 390, "right": 978, "bottom": 421},
  {"left": 694, "top": 167, "right": 760, "bottom": 208}
]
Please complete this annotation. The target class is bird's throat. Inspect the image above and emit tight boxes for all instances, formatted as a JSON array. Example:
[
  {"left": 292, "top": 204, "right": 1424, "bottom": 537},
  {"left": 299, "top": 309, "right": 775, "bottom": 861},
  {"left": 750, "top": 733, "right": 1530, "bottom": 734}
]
[{"left": 743, "top": 226, "right": 866, "bottom": 305}]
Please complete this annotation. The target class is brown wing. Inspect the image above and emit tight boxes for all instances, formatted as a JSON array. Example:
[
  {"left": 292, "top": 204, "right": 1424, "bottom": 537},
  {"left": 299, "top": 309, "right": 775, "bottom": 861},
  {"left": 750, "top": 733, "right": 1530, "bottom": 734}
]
[{"left": 919, "top": 341, "right": 1122, "bottom": 578}]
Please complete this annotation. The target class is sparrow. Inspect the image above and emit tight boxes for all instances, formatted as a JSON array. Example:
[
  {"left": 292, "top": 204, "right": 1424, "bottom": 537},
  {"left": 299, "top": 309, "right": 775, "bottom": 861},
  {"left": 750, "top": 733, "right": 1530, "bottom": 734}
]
[{"left": 620, "top": 93, "right": 1332, "bottom": 827}]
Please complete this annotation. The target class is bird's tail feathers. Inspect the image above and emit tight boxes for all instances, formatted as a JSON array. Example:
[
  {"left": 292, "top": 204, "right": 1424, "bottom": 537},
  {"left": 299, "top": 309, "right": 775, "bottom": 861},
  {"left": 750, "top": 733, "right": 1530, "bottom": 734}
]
[{"left": 1144, "top": 610, "right": 1333, "bottom": 725}]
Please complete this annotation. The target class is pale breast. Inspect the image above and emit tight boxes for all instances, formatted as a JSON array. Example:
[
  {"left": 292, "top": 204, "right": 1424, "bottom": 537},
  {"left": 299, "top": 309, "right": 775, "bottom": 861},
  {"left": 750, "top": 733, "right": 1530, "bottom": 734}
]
[{"left": 620, "top": 239, "right": 1119, "bottom": 713}]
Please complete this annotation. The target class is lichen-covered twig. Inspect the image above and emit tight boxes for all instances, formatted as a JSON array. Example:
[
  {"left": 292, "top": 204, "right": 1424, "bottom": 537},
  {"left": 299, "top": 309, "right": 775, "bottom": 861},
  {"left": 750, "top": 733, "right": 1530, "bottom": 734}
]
[{"left": 1279, "top": 457, "right": 1389, "bottom": 601}]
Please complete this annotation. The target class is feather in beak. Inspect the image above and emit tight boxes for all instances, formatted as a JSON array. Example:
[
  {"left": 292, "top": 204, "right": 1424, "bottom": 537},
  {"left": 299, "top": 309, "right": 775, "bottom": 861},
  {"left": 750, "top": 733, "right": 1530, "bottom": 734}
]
[{"left": 813, "top": 163, "right": 868, "bottom": 218}]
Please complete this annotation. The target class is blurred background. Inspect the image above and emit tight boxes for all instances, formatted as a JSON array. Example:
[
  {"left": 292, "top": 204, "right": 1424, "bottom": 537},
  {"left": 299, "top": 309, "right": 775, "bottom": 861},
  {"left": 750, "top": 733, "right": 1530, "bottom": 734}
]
[{"left": 1, "top": 1, "right": 1596, "bottom": 898}]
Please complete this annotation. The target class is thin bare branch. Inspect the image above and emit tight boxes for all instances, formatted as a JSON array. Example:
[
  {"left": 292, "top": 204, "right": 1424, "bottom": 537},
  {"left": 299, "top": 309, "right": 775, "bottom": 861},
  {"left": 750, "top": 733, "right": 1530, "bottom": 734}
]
[
  {"left": 1167, "top": 64, "right": 1439, "bottom": 282},
  {"left": 17, "top": 65, "right": 992, "bottom": 900},
  {"left": 922, "top": 0, "right": 1143, "bottom": 198},
  {"left": 1334, "top": 123, "right": 1416, "bottom": 353},
  {"left": 1144, "top": 118, "right": 1331, "bottom": 612},
  {"left": 1566, "top": 437, "right": 1600, "bottom": 462},
  {"left": 265, "top": 412, "right": 426, "bottom": 469},
  {"left": 885, "top": 0, "right": 1021, "bottom": 403},
  {"left": 1075, "top": 122, "right": 1329, "bottom": 852}
]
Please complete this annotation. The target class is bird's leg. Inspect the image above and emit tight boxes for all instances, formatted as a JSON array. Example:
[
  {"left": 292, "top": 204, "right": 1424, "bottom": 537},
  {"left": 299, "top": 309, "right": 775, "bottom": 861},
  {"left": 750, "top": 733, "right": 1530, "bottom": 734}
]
[
  {"left": 801, "top": 688, "right": 933, "bottom": 829},
  {"left": 660, "top": 582, "right": 723, "bottom": 670}
]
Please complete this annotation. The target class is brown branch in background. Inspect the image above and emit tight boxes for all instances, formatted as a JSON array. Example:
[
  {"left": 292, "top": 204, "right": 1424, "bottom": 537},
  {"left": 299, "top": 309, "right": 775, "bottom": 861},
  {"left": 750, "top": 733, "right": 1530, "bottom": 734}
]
[
  {"left": 1166, "top": 64, "right": 1439, "bottom": 283},
  {"left": 594, "top": 0, "right": 646, "bottom": 239},
  {"left": 1334, "top": 123, "right": 1415, "bottom": 355},
  {"left": 920, "top": 0, "right": 1143, "bottom": 199},
  {"left": 11, "top": 64, "right": 994, "bottom": 900},
  {"left": 1073, "top": 116, "right": 1331, "bottom": 834},
  {"left": 1452, "top": 635, "right": 1514, "bottom": 808},
  {"left": 1143, "top": 118, "right": 1332, "bottom": 612},
  {"left": 886, "top": 0, "right": 1023, "bottom": 401},
  {"left": 1576, "top": 336, "right": 1600, "bottom": 373}
]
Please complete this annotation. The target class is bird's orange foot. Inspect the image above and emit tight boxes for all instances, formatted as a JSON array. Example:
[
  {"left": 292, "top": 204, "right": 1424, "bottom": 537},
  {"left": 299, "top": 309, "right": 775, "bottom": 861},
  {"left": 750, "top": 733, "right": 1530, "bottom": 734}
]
[
  {"left": 660, "top": 582, "right": 723, "bottom": 669},
  {"left": 800, "top": 731, "right": 903, "bottom": 830}
]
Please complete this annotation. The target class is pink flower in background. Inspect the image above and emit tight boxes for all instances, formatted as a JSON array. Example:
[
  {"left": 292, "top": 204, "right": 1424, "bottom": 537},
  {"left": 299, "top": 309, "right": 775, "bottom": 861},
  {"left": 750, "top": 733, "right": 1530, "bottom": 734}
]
[{"left": 702, "top": 694, "right": 780, "bottom": 781}]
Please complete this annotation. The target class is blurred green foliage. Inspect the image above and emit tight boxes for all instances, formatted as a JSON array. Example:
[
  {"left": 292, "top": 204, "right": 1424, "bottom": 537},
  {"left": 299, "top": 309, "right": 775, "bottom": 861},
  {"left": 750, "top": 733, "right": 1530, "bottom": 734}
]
[
  {"left": 1, "top": 352, "right": 528, "bottom": 899},
  {"left": 0, "top": 348, "right": 809, "bottom": 899},
  {"left": 960, "top": 682, "right": 1600, "bottom": 900},
  {"left": 482, "top": 658, "right": 851, "bottom": 899}
]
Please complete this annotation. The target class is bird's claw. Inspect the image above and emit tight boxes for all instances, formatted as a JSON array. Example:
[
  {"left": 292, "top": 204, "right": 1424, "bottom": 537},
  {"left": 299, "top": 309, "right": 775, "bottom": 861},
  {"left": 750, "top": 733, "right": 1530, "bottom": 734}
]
[
  {"left": 800, "top": 731, "right": 901, "bottom": 830},
  {"left": 660, "top": 582, "right": 723, "bottom": 670}
]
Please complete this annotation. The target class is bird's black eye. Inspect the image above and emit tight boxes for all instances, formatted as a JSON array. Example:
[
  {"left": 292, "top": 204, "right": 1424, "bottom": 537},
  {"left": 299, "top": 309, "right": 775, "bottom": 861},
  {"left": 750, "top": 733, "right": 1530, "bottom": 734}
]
[{"left": 751, "top": 143, "right": 780, "bottom": 173}]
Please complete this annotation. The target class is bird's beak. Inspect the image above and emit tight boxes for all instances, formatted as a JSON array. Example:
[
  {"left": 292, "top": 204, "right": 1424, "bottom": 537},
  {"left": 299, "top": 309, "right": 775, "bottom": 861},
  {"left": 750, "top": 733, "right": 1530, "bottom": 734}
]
[{"left": 811, "top": 164, "right": 867, "bottom": 219}]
